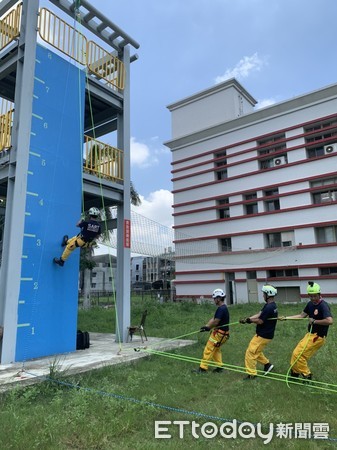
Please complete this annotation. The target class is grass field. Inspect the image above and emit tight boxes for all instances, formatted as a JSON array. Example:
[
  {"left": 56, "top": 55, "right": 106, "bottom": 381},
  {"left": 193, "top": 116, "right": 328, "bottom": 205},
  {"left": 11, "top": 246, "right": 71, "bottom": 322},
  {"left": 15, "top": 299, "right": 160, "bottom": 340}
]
[{"left": 0, "top": 298, "right": 336, "bottom": 449}]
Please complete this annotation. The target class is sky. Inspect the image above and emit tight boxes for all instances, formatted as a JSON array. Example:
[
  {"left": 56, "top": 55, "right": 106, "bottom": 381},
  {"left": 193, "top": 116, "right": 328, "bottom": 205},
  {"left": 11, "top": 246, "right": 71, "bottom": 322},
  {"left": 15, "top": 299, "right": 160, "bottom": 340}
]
[
  {"left": 88, "top": 0, "right": 337, "bottom": 228},
  {"left": 30, "top": 0, "right": 337, "bottom": 228}
]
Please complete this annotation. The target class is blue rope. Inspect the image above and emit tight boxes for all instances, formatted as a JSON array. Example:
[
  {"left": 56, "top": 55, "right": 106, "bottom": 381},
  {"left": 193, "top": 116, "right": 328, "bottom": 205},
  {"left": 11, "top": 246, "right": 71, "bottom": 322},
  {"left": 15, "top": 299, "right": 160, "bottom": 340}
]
[
  {"left": 24, "top": 371, "right": 236, "bottom": 423},
  {"left": 23, "top": 371, "right": 337, "bottom": 443}
]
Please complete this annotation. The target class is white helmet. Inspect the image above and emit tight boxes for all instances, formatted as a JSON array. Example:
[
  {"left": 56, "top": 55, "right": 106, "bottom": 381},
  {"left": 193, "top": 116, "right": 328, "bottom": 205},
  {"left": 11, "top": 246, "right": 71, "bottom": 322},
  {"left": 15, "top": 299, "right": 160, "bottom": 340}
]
[
  {"left": 261, "top": 285, "right": 277, "bottom": 297},
  {"left": 212, "top": 288, "right": 226, "bottom": 299},
  {"left": 88, "top": 207, "right": 100, "bottom": 217}
]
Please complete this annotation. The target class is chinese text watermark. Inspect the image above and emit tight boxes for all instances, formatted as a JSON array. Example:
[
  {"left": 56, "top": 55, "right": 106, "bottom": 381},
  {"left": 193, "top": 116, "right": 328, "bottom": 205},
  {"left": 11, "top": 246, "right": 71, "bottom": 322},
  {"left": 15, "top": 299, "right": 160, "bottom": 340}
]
[{"left": 154, "top": 420, "right": 329, "bottom": 444}]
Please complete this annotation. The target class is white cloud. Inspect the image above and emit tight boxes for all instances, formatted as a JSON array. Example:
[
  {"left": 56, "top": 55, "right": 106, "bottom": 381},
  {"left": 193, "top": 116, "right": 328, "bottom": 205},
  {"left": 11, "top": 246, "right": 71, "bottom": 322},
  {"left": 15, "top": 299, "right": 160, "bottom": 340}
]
[
  {"left": 255, "top": 97, "right": 277, "bottom": 109},
  {"left": 130, "top": 137, "right": 154, "bottom": 167},
  {"left": 130, "top": 136, "right": 169, "bottom": 167},
  {"left": 132, "top": 189, "right": 173, "bottom": 229},
  {"left": 215, "top": 52, "right": 267, "bottom": 84}
]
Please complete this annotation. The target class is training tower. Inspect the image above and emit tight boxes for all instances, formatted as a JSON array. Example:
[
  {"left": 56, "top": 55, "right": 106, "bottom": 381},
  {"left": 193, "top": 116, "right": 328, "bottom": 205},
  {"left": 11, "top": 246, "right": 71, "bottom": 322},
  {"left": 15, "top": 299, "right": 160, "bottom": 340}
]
[{"left": 0, "top": 0, "right": 139, "bottom": 363}]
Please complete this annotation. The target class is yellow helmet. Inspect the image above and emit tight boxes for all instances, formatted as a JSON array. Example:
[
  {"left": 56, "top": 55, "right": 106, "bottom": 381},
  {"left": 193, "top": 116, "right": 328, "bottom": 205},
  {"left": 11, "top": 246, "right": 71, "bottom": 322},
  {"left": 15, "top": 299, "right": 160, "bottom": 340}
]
[{"left": 307, "top": 281, "right": 320, "bottom": 295}]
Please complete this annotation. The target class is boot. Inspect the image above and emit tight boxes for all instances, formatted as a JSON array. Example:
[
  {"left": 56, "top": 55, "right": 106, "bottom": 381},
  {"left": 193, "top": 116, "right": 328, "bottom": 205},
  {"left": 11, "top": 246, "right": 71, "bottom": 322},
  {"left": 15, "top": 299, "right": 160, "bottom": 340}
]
[
  {"left": 243, "top": 375, "right": 256, "bottom": 380},
  {"left": 290, "top": 370, "right": 300, "bottom": 378},
  {"left": 302, "top": 373, "right": 312, "bottom": 384},
  {"left": 212, "top": 367, "right": 224, "bottom": 373},
  {"left": 263, "top": 363, "right": 274, "bottom": 375},
  {"left": 53, "top": 257, "right": 64, "bottom": 267},
  {"left": 191, "top": 367, "right": 207, "bottom": 374},
  {"left": 61, "top": 235, "right": 68, "bottom": 247}
]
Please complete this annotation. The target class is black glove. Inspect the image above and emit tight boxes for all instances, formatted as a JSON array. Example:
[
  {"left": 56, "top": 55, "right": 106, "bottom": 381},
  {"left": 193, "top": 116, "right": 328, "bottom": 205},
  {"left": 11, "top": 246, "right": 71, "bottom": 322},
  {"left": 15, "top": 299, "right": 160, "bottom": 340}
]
[
  {"left": 200, "top": 326, "right": 210, "bottom": 332},
  {"left": 239, "top": 317, "right": 252, "bottom": 324}
]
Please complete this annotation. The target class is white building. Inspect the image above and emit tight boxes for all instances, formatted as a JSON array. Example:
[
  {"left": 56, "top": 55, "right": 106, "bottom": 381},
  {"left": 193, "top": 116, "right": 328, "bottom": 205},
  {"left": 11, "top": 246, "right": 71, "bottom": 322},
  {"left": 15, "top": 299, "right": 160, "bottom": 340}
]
[
  {"left": 90, "top": 255, "right": 117, "bottom": 293},
  {"left": 165, "top": 79, "right": 337, "bottom": 304}
]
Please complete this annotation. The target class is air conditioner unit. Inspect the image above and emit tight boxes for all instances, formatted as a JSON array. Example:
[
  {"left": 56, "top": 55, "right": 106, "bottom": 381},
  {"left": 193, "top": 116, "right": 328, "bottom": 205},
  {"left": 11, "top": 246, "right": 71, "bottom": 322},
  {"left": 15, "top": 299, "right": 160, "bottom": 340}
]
[
  {"left": 324, "top": 143, "right": 337, "bottom": 154},
  {"left": 273, "top": 156, "right": 286, "bottom": 167}
]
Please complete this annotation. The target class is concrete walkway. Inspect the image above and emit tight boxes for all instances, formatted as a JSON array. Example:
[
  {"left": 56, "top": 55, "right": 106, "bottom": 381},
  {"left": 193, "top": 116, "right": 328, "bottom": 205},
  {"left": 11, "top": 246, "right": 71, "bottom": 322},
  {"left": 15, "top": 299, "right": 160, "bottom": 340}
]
[{"left": 0, "top": 333, "right": 195, "bottom": 391}]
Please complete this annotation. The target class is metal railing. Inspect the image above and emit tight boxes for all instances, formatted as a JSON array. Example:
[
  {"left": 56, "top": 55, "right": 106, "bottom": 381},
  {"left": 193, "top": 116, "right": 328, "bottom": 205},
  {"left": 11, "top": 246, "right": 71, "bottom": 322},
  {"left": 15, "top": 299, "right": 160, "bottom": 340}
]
[
  {"left": 0, "top": 2, "right": 21, "bottom": 51},
  {"left": 38, "top": 7, "right": 87, "bottom": 65},
  {"left": 0, "top": 99, "right": 14, "bottom": 152},
  {"left": 84, "top": 135, "right": 123, "bottom": 182},
  {"left": 38, "top": 8, "right": 125, "bottom": 90},
  {"left": 87, "top": 40, "right": 125, "bottom": 90}
]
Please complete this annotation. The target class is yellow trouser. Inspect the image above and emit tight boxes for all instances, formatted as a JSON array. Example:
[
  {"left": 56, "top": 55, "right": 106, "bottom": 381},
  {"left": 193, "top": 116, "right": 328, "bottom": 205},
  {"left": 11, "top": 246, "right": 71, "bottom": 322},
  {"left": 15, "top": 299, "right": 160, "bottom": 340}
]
[
  {"left": 61, "top": 236, "right": 91, "bottom": 261},
  {"left": 200, "top": 330, "right": 229, "bottom": 370},
  {"left": 290, "top": 333, "right": 326, "bottom": 376},
  {"left": 245, "top": 334, "right": 271, "bottom": 376}
]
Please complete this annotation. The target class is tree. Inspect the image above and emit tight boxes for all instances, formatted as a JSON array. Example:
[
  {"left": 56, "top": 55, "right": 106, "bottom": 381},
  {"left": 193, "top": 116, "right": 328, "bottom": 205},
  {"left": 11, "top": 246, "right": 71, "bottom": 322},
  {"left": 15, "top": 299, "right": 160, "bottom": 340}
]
[{"left": 130, "top": 181, "right": 141, "bottom": 206}]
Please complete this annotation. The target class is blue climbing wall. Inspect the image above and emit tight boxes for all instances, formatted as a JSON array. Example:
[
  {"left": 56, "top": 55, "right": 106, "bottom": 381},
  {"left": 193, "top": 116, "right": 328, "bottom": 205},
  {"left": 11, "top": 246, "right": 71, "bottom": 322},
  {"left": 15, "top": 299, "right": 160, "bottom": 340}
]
[{"left": 15, "top": 44, "right": 85, "bottom": 361}]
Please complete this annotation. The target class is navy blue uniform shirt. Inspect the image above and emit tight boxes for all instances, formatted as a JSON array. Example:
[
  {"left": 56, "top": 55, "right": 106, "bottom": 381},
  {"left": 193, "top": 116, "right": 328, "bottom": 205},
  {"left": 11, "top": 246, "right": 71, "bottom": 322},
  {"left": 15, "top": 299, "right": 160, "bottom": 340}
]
[
  {"left": 214, "top": 304, "right": 230, "bottom": 332},
  {"left": 256, "top": 301, "right": 278, "bottom": 339},
  {"left": 304, "top": 299, "right": 332, "bottom": 337},
  {"left": 78, "top": 219, "right": 101, "bottom": 242}
]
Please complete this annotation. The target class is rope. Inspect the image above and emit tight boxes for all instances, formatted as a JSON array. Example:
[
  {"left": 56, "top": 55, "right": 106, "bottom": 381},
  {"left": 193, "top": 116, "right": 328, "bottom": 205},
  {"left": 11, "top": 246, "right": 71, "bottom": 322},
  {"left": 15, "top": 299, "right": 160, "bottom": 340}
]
[
  {"left": 79, "top": 22, "right": 120, "bottom": 350},
  {"left": 285, "top": 322, "right": 314, "bottom": 387},
  {"left": 125, "top": 317, "right": 337, "bottom": 395},
  {"left": 142, "top": 348, "right": 337, "bottom": 393},
  {"left": 72, "top": 1, "right": 86, "bottom": 216},
  {"left": 21, "top": 370, "right": 337, "bottom": 443},
  {"left": 130, "top": 321, "right": 240, "bottom": 352}
]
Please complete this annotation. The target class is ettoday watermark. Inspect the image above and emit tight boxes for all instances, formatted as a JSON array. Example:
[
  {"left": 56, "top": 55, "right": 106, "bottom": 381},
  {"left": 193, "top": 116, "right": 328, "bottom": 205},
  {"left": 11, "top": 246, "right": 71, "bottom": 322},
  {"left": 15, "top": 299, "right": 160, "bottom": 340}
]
[{"left": 154, "top": 420, "right": 329, "bottom": 444}]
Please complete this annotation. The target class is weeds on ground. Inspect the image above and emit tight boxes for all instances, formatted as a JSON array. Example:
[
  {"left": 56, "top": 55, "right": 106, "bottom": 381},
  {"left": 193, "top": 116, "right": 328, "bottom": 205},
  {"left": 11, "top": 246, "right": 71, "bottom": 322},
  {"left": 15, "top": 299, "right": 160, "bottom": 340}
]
[{"left": 0, "top": 300, "right": 336, "bottom": 449}]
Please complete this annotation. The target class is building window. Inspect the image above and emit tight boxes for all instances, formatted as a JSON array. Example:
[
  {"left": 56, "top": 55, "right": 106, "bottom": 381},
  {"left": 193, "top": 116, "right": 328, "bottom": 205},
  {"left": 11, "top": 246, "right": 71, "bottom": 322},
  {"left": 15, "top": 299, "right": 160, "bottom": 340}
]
[
  {"left": 245, "top": 203, "right": 258, "bottom": 214},
  {"left": 247, "top": 271, "right": 256, "bottom": 279},
  {"left": 216, "top": 169, "right": 228, "bottom": 180},
  {"left": 305, "top": 118, "right": 337, "bottom": 158},
  {"left": 220, "top": 238, "right": 232, "bottom": 251},
  {"left": 265, "top": 188, "right": 279, "bottom": 196},
  {"left": 305, "top": 118, "right": 337, "bottom": 148},
  {"left": 257, "top": 133, "right": 287, "bottom": 170},
  {"left": 264, "top": 188, "right": 280, "bottom": 212},
  {"left": 266, "top": 233, "right": 281, "bottom": 248},
  {"left": 268, "top": 268, "right": 298, "bottom": 277},
  {"left": 259, "top": 154, "right": 287, "bottom": 170},
  {"left": 244, "top": 192, "right": 258, "bottom": 215},
  {"left": 265, "top": 199, "right": 280, "bottom": 211},
  {"left": 136, "top": 264, "right": 139, "bottom": 270},
  {"left": 217, "top": 197, "right": 230, "bottom": 219},
  {"left": 316, "top": 226, "right": 337, "bottom": 244},
  {"left": 214, "top": 150, "right": 227, "bottom": 167},
  {"left": 311, "top": 178, "right": 337, "bottom": 204},
  {"left": 307, "top": 146, "right": 324, "bottom": 158},
  {"left": 311, "top": 176, "right": 337, "bottom": 187},
  {"left": 320, "top": 266, "right": 337, "bottom": 275},
  {"left": 265, "top": 231, "right": 294, "bottom": 248},
  {"left": 312, "top": 190, "right": 337, "bottom": 204},
  {"left": 214, "top": 150, "right": 227, "bottom": 180},
  {"left": 245, "top": 192, "right": 257, "bottom": 200},
  {"left": 257, "top": 133, "right": 286, "bottom": 150},
  {"left": 305, "top": 118, "right": 337, "bottom": 133}
]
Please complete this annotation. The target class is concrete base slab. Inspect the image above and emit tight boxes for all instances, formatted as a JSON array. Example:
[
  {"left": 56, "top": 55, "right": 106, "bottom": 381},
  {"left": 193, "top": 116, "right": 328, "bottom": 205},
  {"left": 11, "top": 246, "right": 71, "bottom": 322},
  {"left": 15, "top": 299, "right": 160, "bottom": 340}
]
[{"left": 0, "top": 333, "right": 195, "bottom": 391}]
